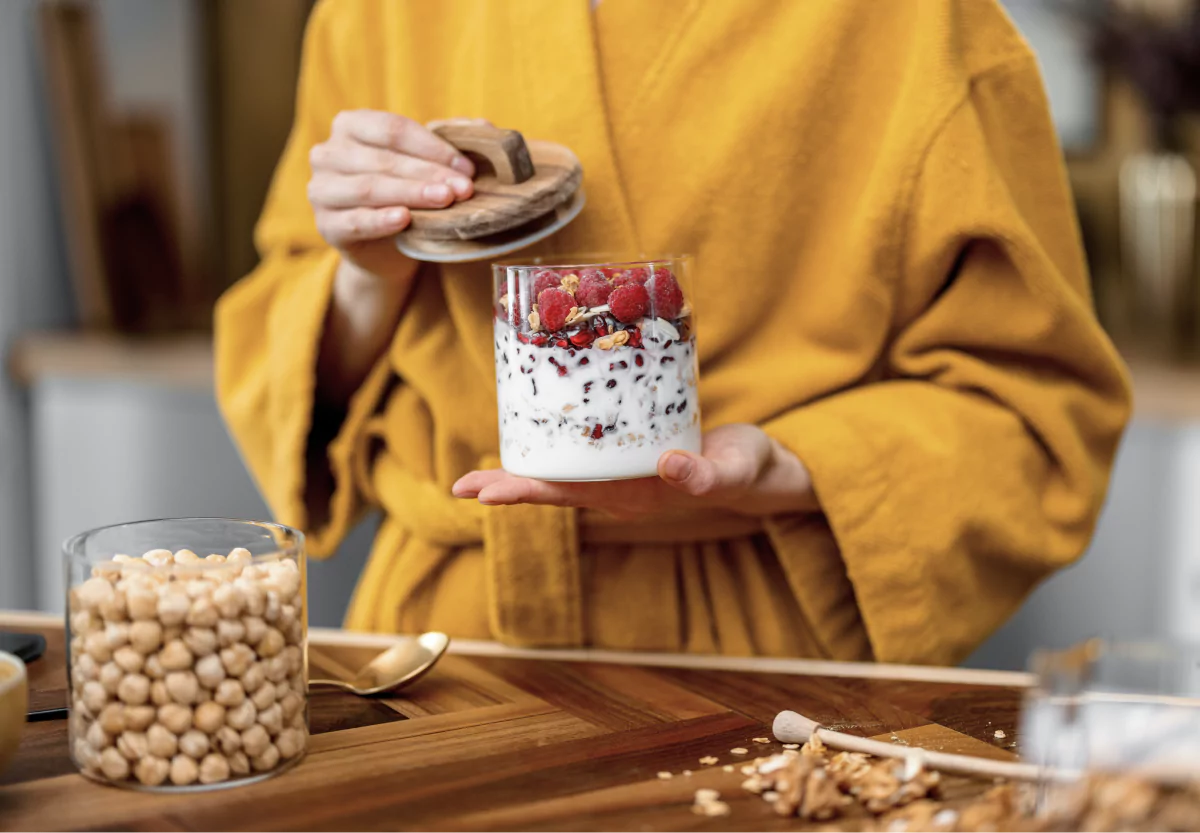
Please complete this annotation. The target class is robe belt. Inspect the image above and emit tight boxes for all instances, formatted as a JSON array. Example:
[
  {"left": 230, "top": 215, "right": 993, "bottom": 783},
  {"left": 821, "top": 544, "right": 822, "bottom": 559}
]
[{"left": 371, "top": 452, "right": 764, "bottom": 647}]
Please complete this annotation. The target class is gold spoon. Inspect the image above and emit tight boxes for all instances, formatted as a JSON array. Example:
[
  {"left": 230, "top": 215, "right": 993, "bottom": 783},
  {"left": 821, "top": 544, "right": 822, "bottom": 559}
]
[{"left": 309, "top": 632, "right": 450, "bottom": 696}]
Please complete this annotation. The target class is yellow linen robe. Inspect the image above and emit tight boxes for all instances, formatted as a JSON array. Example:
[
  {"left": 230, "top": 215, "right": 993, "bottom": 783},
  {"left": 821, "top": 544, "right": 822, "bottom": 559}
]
[{"left": 215, "top": 0, "right": 1132, "bottom": 664}]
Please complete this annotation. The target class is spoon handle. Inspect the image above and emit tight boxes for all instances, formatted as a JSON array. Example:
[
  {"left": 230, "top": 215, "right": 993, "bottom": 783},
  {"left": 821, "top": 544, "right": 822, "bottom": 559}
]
[{"left": 307, "top": 678, "right": 353, "bottom": 692}]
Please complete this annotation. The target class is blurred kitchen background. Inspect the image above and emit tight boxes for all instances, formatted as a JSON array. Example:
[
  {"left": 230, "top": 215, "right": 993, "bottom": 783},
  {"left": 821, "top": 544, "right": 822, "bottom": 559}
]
[{"left": 1, "top": 0, "right": 1199, "bottom": 668}]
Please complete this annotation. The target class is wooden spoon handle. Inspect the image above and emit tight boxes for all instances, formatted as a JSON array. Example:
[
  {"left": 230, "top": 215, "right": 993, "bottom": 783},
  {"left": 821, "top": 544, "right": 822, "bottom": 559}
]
[{"left": 433, "top": 123, "right": 535, "bottom": 185}]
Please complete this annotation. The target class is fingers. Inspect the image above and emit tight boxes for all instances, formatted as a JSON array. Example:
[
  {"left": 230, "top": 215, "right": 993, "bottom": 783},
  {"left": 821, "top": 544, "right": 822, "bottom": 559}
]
[
  {"left": 316, "top": 206, "right": 411, "bottom": 246},
  {"left": 658, "top": 449, "right": 756, "bottom": 499},
  {"left": 451, "top": 470, "right": 507, "bottom": 498},
  {"left": 308, "top": 173, "right": 460, "bottom": 210},
  {"left": 331, "top": 110, "right": 475, "bottom": 176},
  {"left": 477, "top": 477, "right": 586, "bottom": 507},
  {"left": 310, "top": 141, "right": 472, "bottom": 195}
]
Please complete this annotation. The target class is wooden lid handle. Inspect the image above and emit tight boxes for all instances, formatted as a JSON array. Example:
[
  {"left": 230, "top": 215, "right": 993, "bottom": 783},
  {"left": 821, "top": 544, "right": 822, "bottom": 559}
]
[{"left": 433, "top": 123, "right": 535, "bottom": 185}]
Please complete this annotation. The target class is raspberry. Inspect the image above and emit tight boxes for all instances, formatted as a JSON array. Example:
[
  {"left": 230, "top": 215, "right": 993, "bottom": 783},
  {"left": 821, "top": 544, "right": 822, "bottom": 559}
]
[
  {"left": 608, "top": 283, "right": 650, "bottom": 323},
  {"left": 575, "top": 269, "right": 612, "bottom": 308},
  {"left": 612, "top": 267, "right": 649, "bottom": 287},
  {"left": 537, "top": 287, "right": 574, "bottom": 332},
  {"left": 531, "top": 269, "right": 561, "bottom": 299},
  {"left": 646, "top": 268, "right": 684, "bottom": 319}
]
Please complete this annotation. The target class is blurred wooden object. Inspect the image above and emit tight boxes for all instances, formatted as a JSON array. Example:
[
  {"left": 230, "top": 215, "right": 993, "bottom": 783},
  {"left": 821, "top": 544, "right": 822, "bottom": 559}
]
[
  {"left": 37, "top": 0, "right": 188, "bottom": 334},
  {"left": 37, "top": 0, "right": 113, "bottom": 329},
  {"left": 202, "top": 0, "right": 314, "bottom": 294}
]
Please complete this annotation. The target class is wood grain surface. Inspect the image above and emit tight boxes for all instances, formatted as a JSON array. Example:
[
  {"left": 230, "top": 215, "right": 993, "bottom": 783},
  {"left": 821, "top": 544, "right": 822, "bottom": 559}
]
[{"left": 0, "top": 615, "right": 1024, "bottom": 831}]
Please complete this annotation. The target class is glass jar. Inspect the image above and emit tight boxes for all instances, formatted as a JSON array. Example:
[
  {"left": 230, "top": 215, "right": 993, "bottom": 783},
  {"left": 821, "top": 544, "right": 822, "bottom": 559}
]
[
  {"left": 64, "top": 518, "right": 307, "bottom": 791},
  {"left": 492, "top": 256, "right": 701, "bottom": 480},
  {"left": 1022, "top": 639, "right": 1200, "bottom": 818}
]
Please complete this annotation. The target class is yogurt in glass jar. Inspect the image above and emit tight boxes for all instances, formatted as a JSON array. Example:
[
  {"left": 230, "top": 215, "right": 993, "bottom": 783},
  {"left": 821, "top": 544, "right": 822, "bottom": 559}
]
[{"left": 493, "top": 257, "right": 701, "bottom": 480}]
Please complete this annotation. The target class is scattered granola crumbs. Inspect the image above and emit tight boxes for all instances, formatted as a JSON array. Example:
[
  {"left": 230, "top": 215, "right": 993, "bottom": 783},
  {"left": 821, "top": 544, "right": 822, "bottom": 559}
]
[
  {"left": 993, "top": 729, "right": 1006, "bottom": 740},
  {"left": 740, "top": 764, "right": 757, "bottom": 776},
  {"left": 753, "top": 737, "right": 770, "bottom": 744},
  {"left": 730, "top": 747, "right": 749, "bottom": 755},
  {"left": 694, "top": 788, "right": 720, "bottom": 803},
  {"left": 763, "top": 790, "right": 780, "bottom": 802},
  {"left": 682, "top": 769, "right": 692, "bottom": 777},
  {"left": 692, "top": 800, "right": 731, "bottom": 817},
  {"left": 699, "top": 756, "right": 719, "bottom": 766},
  {"left": 782, "top": 743, "right": 799, "bottom": 749},
  {"left": 656, "top": 771, "right": 673, "bottom": 780},
  {"left": 723, "top": 765, "right": 734, "bottom": 773}
]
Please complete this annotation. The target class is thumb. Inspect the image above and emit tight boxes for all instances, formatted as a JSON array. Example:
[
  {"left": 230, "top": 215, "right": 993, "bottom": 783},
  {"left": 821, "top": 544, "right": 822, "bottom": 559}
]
[{"left": 658, "top": 450, "right": 727, "bottom": 497}]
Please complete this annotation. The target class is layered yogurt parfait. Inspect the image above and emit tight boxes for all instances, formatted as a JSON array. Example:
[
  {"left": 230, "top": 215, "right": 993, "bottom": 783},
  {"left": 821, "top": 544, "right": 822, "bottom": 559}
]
[{"left": 493, "top": 257, "right": 701, "bottom": 480}]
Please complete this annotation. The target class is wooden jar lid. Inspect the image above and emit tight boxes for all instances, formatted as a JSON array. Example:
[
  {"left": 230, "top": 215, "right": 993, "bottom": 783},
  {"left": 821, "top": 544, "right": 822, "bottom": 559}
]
[{"left": 397, "top": 124, "right": 582, "bottom": 256}]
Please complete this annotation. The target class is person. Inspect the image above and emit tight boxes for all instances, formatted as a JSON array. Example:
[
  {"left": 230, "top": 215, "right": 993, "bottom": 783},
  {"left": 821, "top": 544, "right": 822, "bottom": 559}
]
[{"left": 215, "top": 0, "right": 1131, "bottom": 663}]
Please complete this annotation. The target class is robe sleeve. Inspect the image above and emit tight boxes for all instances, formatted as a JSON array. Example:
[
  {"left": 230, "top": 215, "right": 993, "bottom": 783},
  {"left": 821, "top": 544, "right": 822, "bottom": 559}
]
[
  {"left": 214, "top": 0, "right": 392, "bottom": 558},
  {"left": 762, "top": 56, "right": 1132, "bottom": 666}
]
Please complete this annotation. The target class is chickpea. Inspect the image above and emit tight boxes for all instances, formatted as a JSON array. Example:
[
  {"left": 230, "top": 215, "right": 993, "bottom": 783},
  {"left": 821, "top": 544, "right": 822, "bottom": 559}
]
[
  {"left": 265, "top": 654, "right": 289, "bottom": 684},
  {"left": 116, "top": 730, "right": 149, "bottom": 761},
  {"left": 71, "top": 610, "right": 100, "bottom": 636},
  {"left": 280, "top": 692, "right": 304, "bottom": 724},
  {"left": 270, "top": 564, "right": 301, "bottom": 601},
  {"left": 126, "top": 584, "right": 159, "bottom": 620},
  {"left": 134, "top": 754, "right": 170, "bottom": 786},
  {"left": 205, "top": 553, "right": 226, "bottom": 564},
  {"left": 99, "top": 747, "right": 130, "bottom": 781},
  {"left": 113, "top": 646, "right": 144, "bottom": 674},
  {"left": 98, "top": 703, "right": 126, "bottom": 735},
  {"left": 220, "top": 643, "right": 255, "bottom": 678},
  {"left": 276, "top": 727, "right": 305, "bottom": 760},
  {"left": 85, "top": 630, "right": 112, "bottom": 664},
  {"left": 263, "top": 591, "right": 281, "bottom": 624},
  {"left": 78, "top": 576, "right": 115, "bottom": 613},
  {"left": 86, "top": 719, "right": 111, "bottom": 750},
  {"left": 151, "top": 679, "right": 170, "bottom": 706},
  {"left": 157, "top": 592, "right": 190, "bottom": 626},
  {"left": 251, "top": 744, "right": 280, "bottom": 773},
  {"left": 142, "top": 547, "right": 173, "bottom": 565},
  {"left": 75, "top": 653, "right": 99, "bottom": 682},
  {"left": 274, "top": 679, "right": 291, "bottom": 700},
  {"left": 241, "top": 616, "right": 266, "bottom": 647},
  {"left": 183, "top": 627, "right": 217, "bottom": 657},
  {"left": 74, "top": 738, "right": 101, "bottom": 773},
  {"left": 234, "top": 578, "right": 265, "bottom": 616},
  {"left": 81, "top": 680, "right": 108, "bottom": 714},
  {"left": 216, "top": 618, "right": 246, "bottom": 649},
  {"left": 178, "top": 729, "right": 210, "bottom": 760},
  {"left": 214, "top": 678, "right": 246, "bottom": 707},
  {"left": 251, "top": 681, "right": 276, "bottom": 711},
  {"left": 225, "top": 699, "right": 256, "bottom": 731},
  {"left": 169, "top": 754, "right": 198, "bottom": 786},
  {"left": 103, "top": 621, "right": 130, "bottom": 650},
  {"left": 162, "top": 625, "right": 184, "bottom": 645},
  {"left": 187, "top": 596, "right": 219, "bottom": 628},
  {"left": 212, "top": 584, "right": 243, "bottom": 620},
  {"left": 99, "top": 662, "right": 123, "bottom": 695},
  {"left": 173, "top": 549, "right": 201, "bottom": 565},
  {"left": 165, "top": 670, "right": 199, "bottom": 705},
  {"left": 256, "top": 627, "right": 284, "bottom": 659},
  {"left": 125, "top": 704, "right": 157, "bottom": 732},
  {"left": 147, "top": 723, "right": 178, "bottom": 758},
  {"left": 199, "top": 753, "right": 231, "bottom": 785},
  {"left": 117, "top": 673, "right": 151, "bottom": 706},
  {"left": 158, "top": 639, "right": 193, "bottom": 671},
  {"left": 240, "top": 662, "right": 265, "bottom": 694},
  {"left": 286, "top": 618, "right": 303, "bottom": 645},
  {"left": 241, "top": 723, "right": 270, "bottom": 758},
  {"left": 143, "top": 652, "right": 165, "bottom": 680},
  {"left": 157, "top": 703, "right": 193, "bottom": 735},
  {"left": 195, "top": 653, "right": 226, "bottom": 690},
  {"left": 283, "top": 645, "right": 302, "bottom": 677},
  {"left": 98, "top": 586, "right": 127, "bottom": 622},
  {"left": 228, "top": 750, "right": 250, "bottom": 776},
  {"left": 257, "top": 703, "right": 283, "bottom": 736},
  {"left": 215, "top": 725, "right": 242, "bottom": 756},
  {"left": 195, "top": 701, "right": 227, "bottom": 734},
  {"left": 128, "top": 619, "right": 163, "bottom": 653},
  {"left": 228, "top": 547, "right": 252, "bottom": 564}
]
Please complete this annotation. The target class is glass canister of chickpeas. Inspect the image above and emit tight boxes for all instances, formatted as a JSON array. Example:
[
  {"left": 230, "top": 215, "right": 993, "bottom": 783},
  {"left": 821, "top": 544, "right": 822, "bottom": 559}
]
[{"left": 64, "top": 518, "right": 307, "bottom": 791}]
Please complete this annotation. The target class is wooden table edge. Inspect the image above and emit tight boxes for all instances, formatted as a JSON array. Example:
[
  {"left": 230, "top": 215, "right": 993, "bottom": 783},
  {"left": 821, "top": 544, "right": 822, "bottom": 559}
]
[{"left": 2, "top": 609, "right": 1033, "bottom": 688}]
